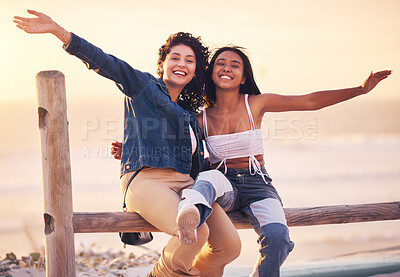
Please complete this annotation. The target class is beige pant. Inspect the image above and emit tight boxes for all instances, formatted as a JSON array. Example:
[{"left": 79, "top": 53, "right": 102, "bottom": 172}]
[{"left": 121, "top": 167, "right": 241, "bottom": 277}]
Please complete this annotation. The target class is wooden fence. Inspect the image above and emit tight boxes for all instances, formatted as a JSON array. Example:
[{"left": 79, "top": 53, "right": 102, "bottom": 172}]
[{"left": 36, "top": 70, "right": 400, "bottom": 277}]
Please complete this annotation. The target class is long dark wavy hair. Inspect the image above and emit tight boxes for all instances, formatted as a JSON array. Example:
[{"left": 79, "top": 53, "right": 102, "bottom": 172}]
[
  {"left": 205, "top": 46, "right": 261, "bottom": 107},
  {"left": 157, "top": 32, "right": 209, "bottom": 112}
]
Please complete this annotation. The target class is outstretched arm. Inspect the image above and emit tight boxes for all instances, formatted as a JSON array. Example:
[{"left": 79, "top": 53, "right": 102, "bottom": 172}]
[
  {"left": 260, "top": 70, "right": 392, "bottom": 113},
  {"left": 14, "top": 10, "right": 150, "bottom": 98},
  {"left": 14, "top": 10, "right": 71, "bottom": 45}
]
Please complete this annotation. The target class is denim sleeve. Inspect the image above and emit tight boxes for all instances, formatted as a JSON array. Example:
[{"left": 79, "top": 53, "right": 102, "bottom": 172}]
[{"left": 63, "top": 32, "right": 150, "bottom": 98}]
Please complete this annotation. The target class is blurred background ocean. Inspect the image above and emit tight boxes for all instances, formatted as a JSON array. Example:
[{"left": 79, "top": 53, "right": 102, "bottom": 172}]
[
  {"left": 0, "top": 97, "right": 399, "bottom": 275},
  {"left": 1, "top": 0, "right": 399, "bottom": 275}
]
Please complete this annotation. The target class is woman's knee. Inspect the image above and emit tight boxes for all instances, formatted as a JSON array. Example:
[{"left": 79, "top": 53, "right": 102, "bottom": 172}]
[
  {"left": 225, "top": 235, "right": 242, "bottom": 261},
  {"left": 210, "top": 229, "right": 241, "bottom": 262},
  {"left": 259, "top": 223, "right": 294, "bottom": 256},
  {"left": 197, "top": 223, "right": 210, "bottom": 244},
  {"left": 260, "top": 223, "right": 291, "bottom": 242},
  {"left": 197, "top": 169, "right": 225, "bottom": 182},
  {"left": 195, "top": 170, "right": 232, "bottom": 198}
]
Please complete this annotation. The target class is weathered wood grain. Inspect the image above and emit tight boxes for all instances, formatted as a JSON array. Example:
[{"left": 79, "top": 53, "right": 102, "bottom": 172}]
[
  {"left": 37, "top": 70, "right": 76, "bottom": 277},
  {"left": 73, "top": 201, "right": 400, "bottom": 233}
]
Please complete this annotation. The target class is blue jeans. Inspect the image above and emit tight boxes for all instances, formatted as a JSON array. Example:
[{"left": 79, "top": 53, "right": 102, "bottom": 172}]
[{"left": 185, "top": 167, "right": 294, "bottom": 276}]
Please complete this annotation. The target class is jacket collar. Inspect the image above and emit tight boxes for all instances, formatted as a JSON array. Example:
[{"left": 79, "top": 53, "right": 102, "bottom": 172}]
[{"left": 155, "top": 78, "right": 171, "bottom": 99}]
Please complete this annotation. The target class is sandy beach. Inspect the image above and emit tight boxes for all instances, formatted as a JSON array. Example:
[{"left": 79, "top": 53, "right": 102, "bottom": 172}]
[
  {"left": 3, "top": 248, "right": 400, "bottom": 276},
  {"left": 1, "top": 98, "right": 399, "bottom": 276}
]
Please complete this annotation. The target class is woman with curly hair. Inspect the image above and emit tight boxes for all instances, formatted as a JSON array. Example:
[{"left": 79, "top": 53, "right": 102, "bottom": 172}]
[{"left": 14, "top": 10, "right": 241, "bottom": 276}]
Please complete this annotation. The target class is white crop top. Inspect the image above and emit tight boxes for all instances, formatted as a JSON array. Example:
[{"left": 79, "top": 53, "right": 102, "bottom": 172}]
[{"left": 203, "top": 94, "right": 266, "bottom": 179}]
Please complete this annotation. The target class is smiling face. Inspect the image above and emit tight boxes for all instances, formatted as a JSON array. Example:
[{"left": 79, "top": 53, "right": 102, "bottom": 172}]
[
  {"left": 159, "top": 44, "right": 196, "bottom": 89},
  {"left": 212, "top": 50, "right": 246, "bottom": 91}
]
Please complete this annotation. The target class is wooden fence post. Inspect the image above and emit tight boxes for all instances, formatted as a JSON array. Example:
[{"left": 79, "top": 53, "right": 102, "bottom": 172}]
[{"left": 36, "top": 71, "right": 76, "bottom": 277}]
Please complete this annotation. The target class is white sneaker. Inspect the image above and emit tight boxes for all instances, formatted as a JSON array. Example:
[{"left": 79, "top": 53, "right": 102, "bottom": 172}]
[{"left": 176, "top": 199, "right": 200, "bottom": 245}]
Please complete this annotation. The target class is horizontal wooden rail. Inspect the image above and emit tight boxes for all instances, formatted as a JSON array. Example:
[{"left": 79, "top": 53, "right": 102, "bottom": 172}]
[{"left": 73, "top": 201, "right": 400, "bottom": 233}]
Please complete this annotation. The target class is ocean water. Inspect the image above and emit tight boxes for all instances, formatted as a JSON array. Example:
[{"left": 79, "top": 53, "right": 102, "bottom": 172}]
[
  {"left": 1, "top": 138, "right": 399, "bottom": 266},
  {"left": 0, "top": 98, "right": 400, "bottom": 275}
]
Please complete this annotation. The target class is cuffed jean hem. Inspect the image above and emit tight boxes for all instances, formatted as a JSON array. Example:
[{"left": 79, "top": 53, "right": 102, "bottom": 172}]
[{"left": 181, "top": 188, "right": 213, "bottom": 227}]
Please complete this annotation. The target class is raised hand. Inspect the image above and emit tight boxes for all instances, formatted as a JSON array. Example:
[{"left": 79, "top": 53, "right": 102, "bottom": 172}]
[
  {"left": 14, "top": 10, "right": 56, "bottom": 34},
  {"left": 361, "top": 70, "right": 392, "bottom": 94},
  {"left": 14, "top": 10, "right": 71, "bottom": 44}
]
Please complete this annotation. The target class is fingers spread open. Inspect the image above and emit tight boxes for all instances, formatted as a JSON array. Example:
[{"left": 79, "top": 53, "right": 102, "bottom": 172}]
[
  {"left": 13, "top": 16, "right": 29, "bottom": 22},
  {"left": 15, "top": 25, "right": 27, "bottom": 32},
  {"left": 13, "top": 20, "right": 29, "bottom": 27}
]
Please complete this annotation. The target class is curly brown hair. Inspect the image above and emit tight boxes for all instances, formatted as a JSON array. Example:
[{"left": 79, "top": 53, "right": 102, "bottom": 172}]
[{"left": 157, "top": 32, "right": 209, "bottom": 112}]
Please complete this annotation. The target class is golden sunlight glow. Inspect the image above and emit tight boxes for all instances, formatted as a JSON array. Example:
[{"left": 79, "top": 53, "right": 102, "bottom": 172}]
[
  {"left": 1, "top": 0, "right": 399, "bottom": 104},
  {"left": 1, "top": 0, "right": 399, "bottom": 267}
]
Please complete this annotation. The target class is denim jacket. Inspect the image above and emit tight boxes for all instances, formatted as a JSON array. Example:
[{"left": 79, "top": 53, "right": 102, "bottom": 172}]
[{"left": 64, "top": 33, "right": 204, "bottom": 177}]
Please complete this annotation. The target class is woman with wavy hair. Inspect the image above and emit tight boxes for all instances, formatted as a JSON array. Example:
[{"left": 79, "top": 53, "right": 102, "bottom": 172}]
[
  {"left": 175, "top": 46, "right": 391, "bottom": 276},
  {"left": 14, "top": 10, "right": 241, "bottom": 277}
]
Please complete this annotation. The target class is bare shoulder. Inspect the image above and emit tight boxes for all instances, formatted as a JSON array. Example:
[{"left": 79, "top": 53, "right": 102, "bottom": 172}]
[
  {"left": 197, "top": 109, "right": 211, "bottom": 139},
  {"left": 248, "top": 93, "right": 276, "bottom": 102},
  {"left": 248, "top": 93, "right": 275, "bottom": 115}
]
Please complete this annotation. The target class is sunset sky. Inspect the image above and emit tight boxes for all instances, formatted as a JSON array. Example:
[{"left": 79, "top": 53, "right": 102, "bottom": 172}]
[
  {"left": 0, "top": 0, "right": 399, "bottom": 262},
  {"left": 1, "top": 0, "right": 399, "bottom": 105}
]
